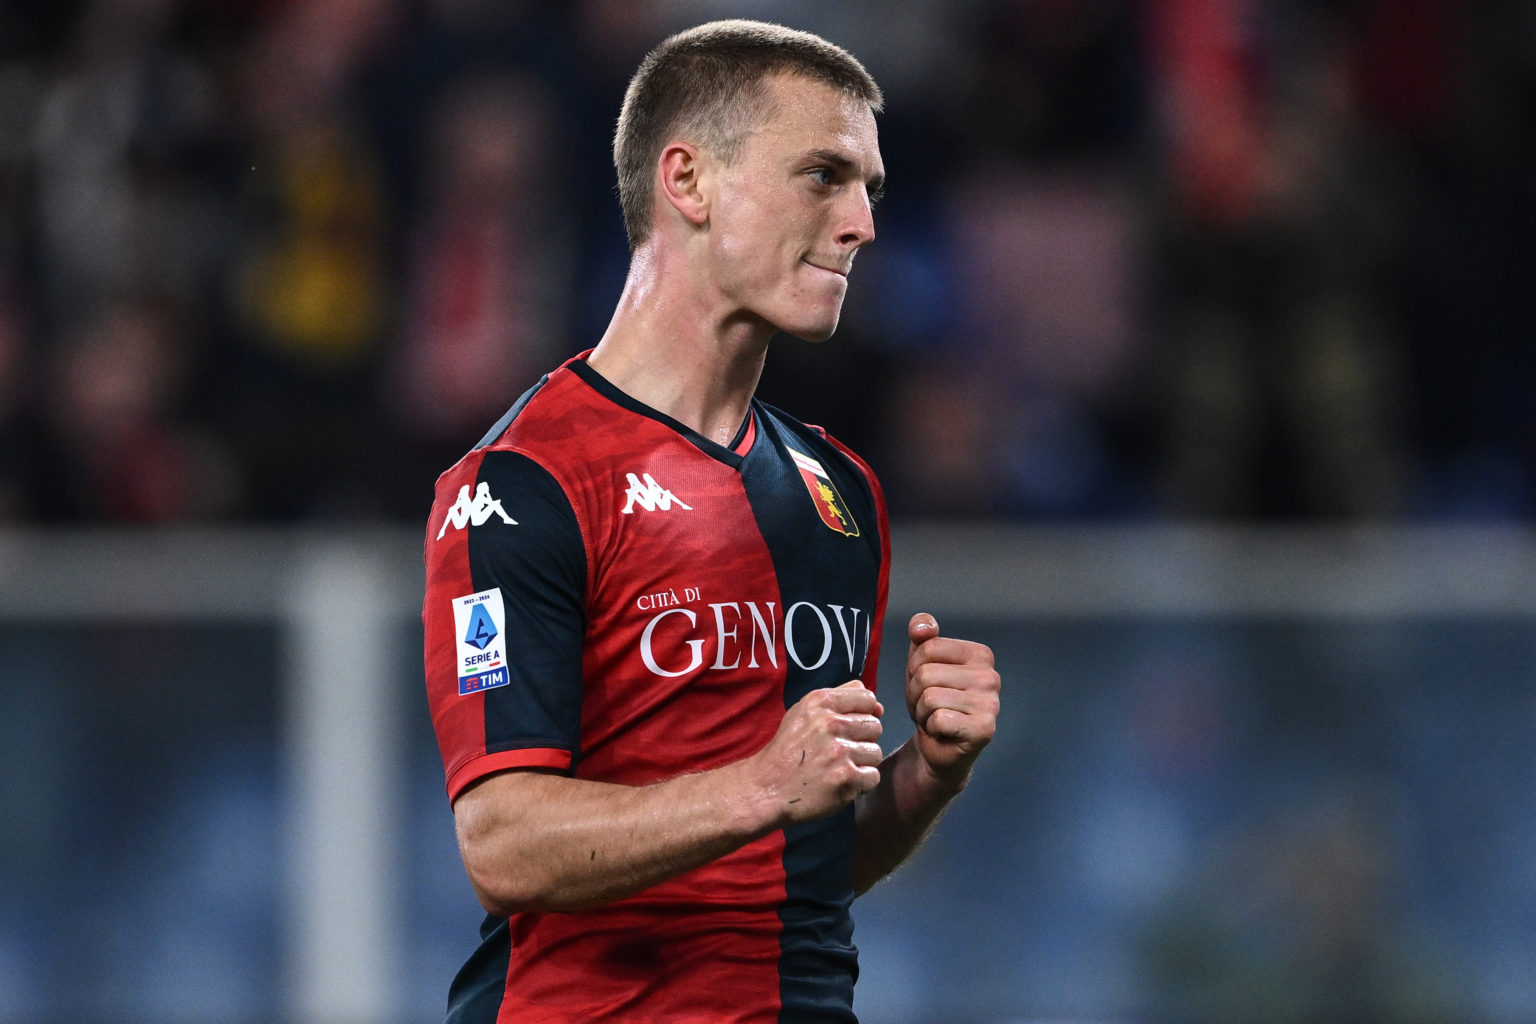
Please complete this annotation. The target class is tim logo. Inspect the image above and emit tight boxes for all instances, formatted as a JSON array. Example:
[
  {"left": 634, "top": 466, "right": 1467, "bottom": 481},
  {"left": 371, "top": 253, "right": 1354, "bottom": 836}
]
[
  {"left": 461, "top": 669, "right": 507, "bottom": 695},
  {"left": 621, "top": 473, "right": 692, "bottom": 515},
  {"left": 437, "top": 482, "right": 516, "bottom": 539}
]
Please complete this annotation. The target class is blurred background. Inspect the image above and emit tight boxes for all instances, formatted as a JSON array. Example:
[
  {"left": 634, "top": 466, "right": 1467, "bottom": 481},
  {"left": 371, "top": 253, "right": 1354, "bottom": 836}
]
[{"left": 0, "top": 0, "right": 1533, "bottom": 1021}]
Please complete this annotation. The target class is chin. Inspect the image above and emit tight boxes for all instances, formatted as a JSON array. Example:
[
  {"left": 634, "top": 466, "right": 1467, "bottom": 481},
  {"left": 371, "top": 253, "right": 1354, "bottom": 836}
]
[
  {"left": 776, "top": 305, "right": 843, "bottom": 344},
  {"left": 782, "top": 320, "right": 839, "bottom": 344}
]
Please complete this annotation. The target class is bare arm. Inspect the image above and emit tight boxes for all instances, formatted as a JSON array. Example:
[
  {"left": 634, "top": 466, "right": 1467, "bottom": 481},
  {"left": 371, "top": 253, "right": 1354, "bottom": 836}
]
[
  {"left": 454, "top": 680, "right": 885, "bottom": 916},
  {"left": 851, "top": 613, "right": 1000, "bottom": 894}
]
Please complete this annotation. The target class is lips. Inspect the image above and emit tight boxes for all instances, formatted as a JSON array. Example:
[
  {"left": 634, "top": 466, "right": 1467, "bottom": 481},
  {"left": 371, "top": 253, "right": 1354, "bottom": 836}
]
[{"left": 803, "top": 259, "right": 849, "bottom": 278}]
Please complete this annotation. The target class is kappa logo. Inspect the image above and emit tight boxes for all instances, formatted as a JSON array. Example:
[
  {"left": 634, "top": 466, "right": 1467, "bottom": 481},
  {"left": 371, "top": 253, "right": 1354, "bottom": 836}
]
[
  {"left": 621, "top": 472, "right": 693, "bottom": 515},
  {"left": 437, "top": 481, "right": 517, "bottom": 539}
]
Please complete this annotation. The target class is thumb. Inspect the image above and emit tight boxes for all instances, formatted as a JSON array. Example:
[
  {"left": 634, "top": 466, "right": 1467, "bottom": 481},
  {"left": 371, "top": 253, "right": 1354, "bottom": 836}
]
[{"left": 907, "top": 612, "right": 939, "bottom": 656}]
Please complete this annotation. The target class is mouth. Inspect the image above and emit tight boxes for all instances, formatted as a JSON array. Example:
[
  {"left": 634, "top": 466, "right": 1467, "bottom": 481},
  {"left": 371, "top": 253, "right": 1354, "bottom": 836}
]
[{"left": 803, "top": 259, "right": 849, "bottom": 278}]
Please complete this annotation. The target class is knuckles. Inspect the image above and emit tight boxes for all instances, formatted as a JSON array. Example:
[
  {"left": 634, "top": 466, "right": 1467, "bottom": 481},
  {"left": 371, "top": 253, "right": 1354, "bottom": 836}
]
[
  {"left": 909, "top": 661, "right": 1002, "bottom": 696},
  {"left": 909, "top": 638, "right": 995, "bottom": 670}
]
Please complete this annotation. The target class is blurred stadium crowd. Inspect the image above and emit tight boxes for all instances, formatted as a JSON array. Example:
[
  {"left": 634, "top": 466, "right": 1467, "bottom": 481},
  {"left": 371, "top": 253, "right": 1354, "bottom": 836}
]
[
  {"left": 0, "top": 0, "right": 1531, "bottom": 525},
  {"left": 3, "top": 5, "right": 1535, "bottom": 1022}
]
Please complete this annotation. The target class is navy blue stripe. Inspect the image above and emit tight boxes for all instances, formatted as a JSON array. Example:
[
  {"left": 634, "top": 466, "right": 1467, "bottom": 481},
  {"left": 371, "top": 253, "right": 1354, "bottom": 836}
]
[
  {"left": 466, "top": 451, "right": 588, "bottom": 769},
  {"left": 445, "top": 914, "right": 511, "bottom": 1023},
  {"left": 738, "top": 406, "right": 883, "bottom": 1023}
]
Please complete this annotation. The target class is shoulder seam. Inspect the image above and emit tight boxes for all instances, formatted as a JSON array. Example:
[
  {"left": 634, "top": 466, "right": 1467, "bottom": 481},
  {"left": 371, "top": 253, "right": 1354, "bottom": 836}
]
[{"left": 474, "top": 370, "right": 559, "bottom": 451}]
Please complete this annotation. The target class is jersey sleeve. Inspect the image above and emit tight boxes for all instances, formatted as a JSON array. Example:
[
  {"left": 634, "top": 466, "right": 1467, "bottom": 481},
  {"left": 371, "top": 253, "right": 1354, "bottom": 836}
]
[{"left": 423, "top": 448, "right": 588, "bottom": 802}]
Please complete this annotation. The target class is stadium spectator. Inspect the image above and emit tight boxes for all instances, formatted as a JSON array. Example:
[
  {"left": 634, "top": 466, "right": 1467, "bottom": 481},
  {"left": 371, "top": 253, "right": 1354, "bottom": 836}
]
[{"left": 0, "top": 0, "right": 1529, "bottom": 522}]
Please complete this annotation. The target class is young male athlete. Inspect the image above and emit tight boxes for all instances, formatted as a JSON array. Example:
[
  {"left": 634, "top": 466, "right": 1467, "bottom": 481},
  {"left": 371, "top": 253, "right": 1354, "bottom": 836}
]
[{"left": 422, "top": 20, "right": 1001, "bottom": 1023}]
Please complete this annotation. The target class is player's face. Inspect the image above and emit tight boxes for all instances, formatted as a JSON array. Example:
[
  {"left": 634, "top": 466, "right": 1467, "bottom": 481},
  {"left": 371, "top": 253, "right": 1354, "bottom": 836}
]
[{"left": 707, "top": 74, "right": 884, "bottom": 343}]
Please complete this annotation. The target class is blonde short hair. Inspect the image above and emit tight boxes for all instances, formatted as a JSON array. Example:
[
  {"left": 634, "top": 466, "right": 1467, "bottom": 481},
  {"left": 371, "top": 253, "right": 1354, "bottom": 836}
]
[{"left": 613, "top": 19, "right": 883, "bottom": 250}]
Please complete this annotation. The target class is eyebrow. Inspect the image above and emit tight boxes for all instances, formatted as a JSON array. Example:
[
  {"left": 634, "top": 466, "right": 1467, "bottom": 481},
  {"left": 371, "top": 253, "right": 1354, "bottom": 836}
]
[{"left": 806, "top": 148, "right": 886, "bottom": 202}]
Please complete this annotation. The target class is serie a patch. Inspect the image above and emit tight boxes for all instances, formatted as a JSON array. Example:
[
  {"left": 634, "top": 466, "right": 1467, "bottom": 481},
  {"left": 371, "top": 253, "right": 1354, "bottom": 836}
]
[{"left": 452, "top": 588, "right": 510, "bottom": 695}]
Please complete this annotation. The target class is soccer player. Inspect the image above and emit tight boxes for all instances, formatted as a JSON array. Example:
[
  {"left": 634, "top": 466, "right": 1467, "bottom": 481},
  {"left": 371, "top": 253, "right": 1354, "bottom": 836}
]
[{"left": 422, "top": 20, "right": 1001, "bottom": 1023}]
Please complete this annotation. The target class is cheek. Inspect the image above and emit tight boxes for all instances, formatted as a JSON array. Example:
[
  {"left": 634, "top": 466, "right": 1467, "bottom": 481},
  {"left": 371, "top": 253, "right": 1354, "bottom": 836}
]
[
  {"left": 714, "top": 202, "right": 773, "bottom": 266},
  {"left": 717, "top": 230, "right": 767, "bottom": 273},
  {"left": 721, "top": 224, "right": 791, "bottom": 289}
]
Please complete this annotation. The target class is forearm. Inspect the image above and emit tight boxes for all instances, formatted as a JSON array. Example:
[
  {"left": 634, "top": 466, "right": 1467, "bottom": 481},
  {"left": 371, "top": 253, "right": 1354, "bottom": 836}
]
[
  {"left": 850, "top": 738, "right": 968, "bottom": 894},
  {"left": 456, "top": 681, "right": 885, "bottom": 916},
  {"left": 455, "top": 762, "right": 780, "bottom": 915}
]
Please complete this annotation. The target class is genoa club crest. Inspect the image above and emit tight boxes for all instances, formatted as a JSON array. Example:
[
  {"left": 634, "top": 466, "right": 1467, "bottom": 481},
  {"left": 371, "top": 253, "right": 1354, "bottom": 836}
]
[{"left": 786, "top": 445, "right": 859, "bottom": 537}]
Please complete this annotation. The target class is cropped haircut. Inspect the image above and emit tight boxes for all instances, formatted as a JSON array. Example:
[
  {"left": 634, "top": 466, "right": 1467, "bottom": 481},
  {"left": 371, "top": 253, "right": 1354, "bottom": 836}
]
[{"left": 613, "top": 20, "right": 883, "bottom": 250}]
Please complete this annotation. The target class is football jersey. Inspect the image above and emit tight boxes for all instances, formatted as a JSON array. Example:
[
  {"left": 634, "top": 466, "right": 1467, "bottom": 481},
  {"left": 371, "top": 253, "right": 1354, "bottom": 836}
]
[{"left": 423, "top": 353, "right": 890, "bottom": 1023}]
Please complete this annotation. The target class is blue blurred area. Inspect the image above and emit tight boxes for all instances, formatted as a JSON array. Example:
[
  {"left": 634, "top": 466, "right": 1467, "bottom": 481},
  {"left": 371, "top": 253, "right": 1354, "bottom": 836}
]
[
  {"left": 4, "top": 604, "right": 1535, "bottom": 1022},
  {"left": 858, "top": 616, "right": 1536, "bottom": 1023},
  {"left": 0, "top": 622, "right": 284, "bottom": 1020}
]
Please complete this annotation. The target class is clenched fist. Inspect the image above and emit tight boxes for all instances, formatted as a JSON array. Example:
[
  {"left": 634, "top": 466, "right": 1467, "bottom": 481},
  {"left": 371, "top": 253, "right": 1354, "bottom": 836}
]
[
  {"left": 750, "top": 680, "right": 885, "bottom": 824},
  {"left": 905, "top": 613, "right": 999, "bottom": 788}
]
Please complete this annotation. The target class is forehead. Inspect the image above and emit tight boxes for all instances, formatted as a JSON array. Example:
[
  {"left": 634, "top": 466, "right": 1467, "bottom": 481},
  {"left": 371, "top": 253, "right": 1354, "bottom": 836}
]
[{"left": 742, "top": 73, "right": 882, "bottom": 172}]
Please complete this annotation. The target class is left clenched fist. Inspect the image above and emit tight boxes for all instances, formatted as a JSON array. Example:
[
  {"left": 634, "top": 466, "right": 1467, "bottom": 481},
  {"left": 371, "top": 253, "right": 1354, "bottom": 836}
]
[{"left": 904, "top": 612, "right": 1000, "bottom": 788}]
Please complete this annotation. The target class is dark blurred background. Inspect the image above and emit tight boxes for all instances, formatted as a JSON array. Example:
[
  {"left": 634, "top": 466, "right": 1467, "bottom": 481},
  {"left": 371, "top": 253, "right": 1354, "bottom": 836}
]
[
  {"left": 2, "top": 1, "right": 1535, "bottom": 1022},
  {"left": 1, "top": 0, "right": 1531, "bottom": 527}
]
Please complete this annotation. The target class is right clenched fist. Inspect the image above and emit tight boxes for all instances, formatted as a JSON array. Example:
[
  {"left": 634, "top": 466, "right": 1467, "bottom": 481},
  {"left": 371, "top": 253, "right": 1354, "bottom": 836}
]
[{"left": 750, "top": 680, "right": 885, "bottom": 825}]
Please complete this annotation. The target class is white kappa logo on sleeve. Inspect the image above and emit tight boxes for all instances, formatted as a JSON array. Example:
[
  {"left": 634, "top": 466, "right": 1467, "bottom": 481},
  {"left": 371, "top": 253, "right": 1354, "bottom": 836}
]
[{"left": 437, "top": 482, "right": 517, "bottom": 539}]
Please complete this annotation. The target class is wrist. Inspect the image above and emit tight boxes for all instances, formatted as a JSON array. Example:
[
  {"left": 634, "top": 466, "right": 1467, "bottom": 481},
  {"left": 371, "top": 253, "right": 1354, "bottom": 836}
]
[
  {"left": 718, "top": 754, "right": 789, "bottom": 838},
  {"left": 908, "top": 740, "right": 971, "bottom": 799}
]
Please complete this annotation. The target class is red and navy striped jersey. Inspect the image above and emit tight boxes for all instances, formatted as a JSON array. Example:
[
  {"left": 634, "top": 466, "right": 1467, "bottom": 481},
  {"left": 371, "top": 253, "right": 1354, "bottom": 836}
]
[{"left": 423, "top": 353, "right": 890, "bottom": 1023}]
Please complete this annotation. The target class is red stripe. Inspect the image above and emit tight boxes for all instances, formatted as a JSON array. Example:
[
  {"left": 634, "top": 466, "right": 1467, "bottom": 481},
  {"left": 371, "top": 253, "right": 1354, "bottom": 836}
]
[
  {"left": 446, "top": 748, "right": 573, "bottom": 803},
  {"left": 424, "top": 450, "right": 493, "bottom": 798},
  {"left": 733, "top": 410, "right": 757, "bottom": 456},
  {"left": 492, "top": 839, "right": 787, "bottom": 1022},
  {"left": 823, "top": 432, "right": 890, "bottom": 690}
]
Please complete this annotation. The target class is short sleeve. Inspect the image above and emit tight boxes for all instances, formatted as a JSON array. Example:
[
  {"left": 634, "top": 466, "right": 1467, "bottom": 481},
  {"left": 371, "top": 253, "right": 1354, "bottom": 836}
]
[{"left": 423, "top": 448, "right": 588, "bottom": 802}]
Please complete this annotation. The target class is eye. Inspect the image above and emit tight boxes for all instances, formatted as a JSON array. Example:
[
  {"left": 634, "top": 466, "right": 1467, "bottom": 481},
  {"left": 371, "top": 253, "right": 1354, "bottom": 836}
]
[{"left": 807, "top": 167, "right": 834, "bottom": 187}]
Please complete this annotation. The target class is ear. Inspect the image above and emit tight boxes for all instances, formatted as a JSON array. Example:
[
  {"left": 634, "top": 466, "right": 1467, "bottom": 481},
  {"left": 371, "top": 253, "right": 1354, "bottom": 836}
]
[{"left": 656, "top": 142, "right": 711, "bottom": 230}]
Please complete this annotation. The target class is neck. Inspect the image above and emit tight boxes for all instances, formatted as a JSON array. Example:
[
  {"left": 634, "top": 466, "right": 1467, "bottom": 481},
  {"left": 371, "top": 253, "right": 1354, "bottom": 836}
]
[{"left": 587, "top": 243, "right": 774, "bottom": 446}]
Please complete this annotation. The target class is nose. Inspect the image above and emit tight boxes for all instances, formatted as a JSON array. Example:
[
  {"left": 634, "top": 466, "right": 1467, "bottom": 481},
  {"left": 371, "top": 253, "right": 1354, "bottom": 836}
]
[{"left": 835, "top": 187, "right": 876, "bottom": 250}]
